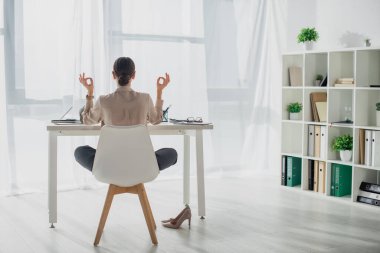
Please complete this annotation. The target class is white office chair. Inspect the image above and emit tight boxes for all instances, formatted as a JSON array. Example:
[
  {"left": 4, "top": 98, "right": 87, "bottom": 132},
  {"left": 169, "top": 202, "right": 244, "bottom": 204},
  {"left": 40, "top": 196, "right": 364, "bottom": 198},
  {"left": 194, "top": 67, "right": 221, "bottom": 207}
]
[{"left": 92, "top": 125, "right": 159, "bottom": 246}]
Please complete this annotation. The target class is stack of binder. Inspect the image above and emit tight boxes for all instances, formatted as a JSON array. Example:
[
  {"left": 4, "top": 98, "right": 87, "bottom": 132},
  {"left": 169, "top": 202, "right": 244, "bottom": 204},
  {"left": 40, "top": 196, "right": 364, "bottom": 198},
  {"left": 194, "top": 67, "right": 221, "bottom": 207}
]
[
  {"left": 281, "top": 156, "right": 301, "bottom": 187},
  {"left": 307, "top": 125, "right": 326, "bottom": 159},
  {"left": 331, "top": 163, "right": 352, "bottom": 197},
  {"left": 357, "top": 182, "right": 380, "bottom": 207},
  {"left": 307, "top": 160, "right": 326, "bottom": 193},
  {"left": 358, "top": 129, "right": 380, "bottom": 167}
]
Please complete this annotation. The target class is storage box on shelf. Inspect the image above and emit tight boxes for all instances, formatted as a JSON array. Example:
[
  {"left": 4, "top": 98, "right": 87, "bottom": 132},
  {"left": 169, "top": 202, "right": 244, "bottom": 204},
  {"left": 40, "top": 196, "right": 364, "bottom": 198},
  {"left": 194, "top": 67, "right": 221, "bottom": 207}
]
[{"left": 281, "top": 47, "right": 380, "bottom": 208}]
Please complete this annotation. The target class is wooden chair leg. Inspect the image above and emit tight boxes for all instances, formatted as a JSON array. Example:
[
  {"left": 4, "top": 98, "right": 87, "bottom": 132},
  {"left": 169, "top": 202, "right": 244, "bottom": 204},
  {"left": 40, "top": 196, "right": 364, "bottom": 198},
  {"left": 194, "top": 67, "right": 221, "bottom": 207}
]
[
  {"left": 137, "top": 184, "right": 158, "bottom": 245},
  {"left": 94, "top": 185, "right": 115, "bottom": 246},
  {"left": 141, "top": 184, "right": 156, "bottom": 230}
]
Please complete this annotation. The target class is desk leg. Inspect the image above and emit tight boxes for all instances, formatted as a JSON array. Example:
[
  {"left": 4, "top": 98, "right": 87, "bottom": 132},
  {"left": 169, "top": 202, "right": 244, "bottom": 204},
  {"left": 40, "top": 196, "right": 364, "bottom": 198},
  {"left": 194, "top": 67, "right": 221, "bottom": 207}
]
[
  {"left": 183, "top": 135, "right": 190, "bottom": 206},
  {"left": 195, "top": 130, "right": 206, "bottom": 218},
  {"left": 48, "top": 132, "right": 58, "bottom": 227}
]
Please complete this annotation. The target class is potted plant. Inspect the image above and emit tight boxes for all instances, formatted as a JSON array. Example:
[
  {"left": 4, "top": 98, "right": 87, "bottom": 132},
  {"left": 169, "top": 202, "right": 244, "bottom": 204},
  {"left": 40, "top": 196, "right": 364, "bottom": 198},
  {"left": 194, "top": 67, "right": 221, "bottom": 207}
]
[
  {"left": 315, "top": 74, "right": 323, "bottom": 86},
  {"left": 287, "top": 102, "right": 303, "bottom": 120},
  {"left": 332, "top": 134, "right": 353, "bottom": 162},
  {"left": 297, "top": 27, "right": 319, "bottom": 50},
  {"left": 376, "top": 102, "right": 380, "bottom": 126}
]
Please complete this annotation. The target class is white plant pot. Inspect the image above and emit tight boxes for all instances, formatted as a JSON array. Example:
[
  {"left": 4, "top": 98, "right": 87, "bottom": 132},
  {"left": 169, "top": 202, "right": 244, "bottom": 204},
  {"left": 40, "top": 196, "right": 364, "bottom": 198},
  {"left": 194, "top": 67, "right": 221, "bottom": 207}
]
[
  {"left": 314, "top": 80, "right": 321, "bottom": 86},
  {"left": 304, "top": 41, "right": 314, "bottom": 50},
  {"left": 289, "top": 112, "right": 300, "bottom": 120},
  {"left": 340, "top": 150, "right": 352, "bottom": 162},
  {"left": 377, "top": 111, "right": 380, "bottom": 127}
]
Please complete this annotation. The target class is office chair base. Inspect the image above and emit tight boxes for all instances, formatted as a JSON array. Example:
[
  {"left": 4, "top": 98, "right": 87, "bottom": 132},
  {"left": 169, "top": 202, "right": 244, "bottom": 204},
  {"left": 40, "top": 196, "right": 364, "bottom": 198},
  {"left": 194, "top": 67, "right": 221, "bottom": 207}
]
[
  {"left": 50, "top": 223, "right": 55, "bottom": 228},
  {"left": 200, "top": 216, "right": 205, "bottom": 220}
]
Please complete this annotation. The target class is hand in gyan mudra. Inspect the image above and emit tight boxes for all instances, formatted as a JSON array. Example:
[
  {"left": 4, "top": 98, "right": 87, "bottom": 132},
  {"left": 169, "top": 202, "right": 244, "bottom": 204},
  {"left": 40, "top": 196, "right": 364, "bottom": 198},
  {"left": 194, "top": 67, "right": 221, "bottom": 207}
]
[
  {"left": 156, "top": 73, "right": 170, "bottom": 92},
  {"left": 79, "top": 73, "right": 94, "bottom": 96}
]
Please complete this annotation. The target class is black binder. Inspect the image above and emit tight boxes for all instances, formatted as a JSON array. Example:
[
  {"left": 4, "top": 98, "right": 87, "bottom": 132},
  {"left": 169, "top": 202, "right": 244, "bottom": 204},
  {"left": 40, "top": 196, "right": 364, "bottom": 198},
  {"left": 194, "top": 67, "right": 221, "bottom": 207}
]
[
  {"left": 308, "top": 160, "right": 314, "bottom": 191},
  {"left": 357, "top": 196, "right": 380, "bottom": 207},
  {"left": 359, "top": 182, "right": 380, "bottom": 194}
]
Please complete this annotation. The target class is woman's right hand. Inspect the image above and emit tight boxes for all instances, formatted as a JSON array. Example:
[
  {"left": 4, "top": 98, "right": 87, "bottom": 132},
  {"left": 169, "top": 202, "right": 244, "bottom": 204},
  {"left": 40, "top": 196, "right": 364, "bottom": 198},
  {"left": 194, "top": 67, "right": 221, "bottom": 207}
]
[{"left": 79, "top": 73, "right": 94, "bottom": 96}]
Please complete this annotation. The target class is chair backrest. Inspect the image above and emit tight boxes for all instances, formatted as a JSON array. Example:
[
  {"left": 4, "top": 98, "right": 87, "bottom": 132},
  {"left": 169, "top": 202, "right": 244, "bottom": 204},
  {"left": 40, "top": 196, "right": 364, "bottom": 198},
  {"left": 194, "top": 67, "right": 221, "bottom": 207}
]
[{"left": 92, "top": 125, "right": 159, "bottom": 187}]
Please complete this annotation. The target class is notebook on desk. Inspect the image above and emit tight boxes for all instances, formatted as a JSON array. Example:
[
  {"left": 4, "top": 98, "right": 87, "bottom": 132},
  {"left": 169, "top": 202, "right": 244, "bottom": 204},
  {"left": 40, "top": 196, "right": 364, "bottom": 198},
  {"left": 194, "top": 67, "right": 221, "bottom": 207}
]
[
  {"left": 169, "top": 118, "right": 212, "bottom": 125},
  {"left": 51, "top": 106, "right": 82, "bottom": 125}
]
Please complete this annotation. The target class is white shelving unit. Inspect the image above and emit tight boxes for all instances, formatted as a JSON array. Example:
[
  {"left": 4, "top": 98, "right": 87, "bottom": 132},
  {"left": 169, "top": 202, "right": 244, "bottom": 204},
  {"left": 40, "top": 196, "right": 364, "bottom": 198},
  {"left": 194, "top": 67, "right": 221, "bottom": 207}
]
[{"left": 281, "top": 47, "right": 380, "bottom": 209}]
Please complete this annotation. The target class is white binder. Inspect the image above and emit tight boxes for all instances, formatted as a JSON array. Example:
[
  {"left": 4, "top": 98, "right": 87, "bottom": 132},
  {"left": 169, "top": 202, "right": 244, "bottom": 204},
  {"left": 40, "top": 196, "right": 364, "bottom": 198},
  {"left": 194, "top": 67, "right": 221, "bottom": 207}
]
[
  {"left": 358, "top": 190, "right": 380, "bottom": 200},
  {"left": 372, "top": 131, "right": 380, "bottom": 167},
  {"left": 365, "top": 130, "right": 372, "bottom": 166},
  {"left": 308, "top": 125, "right": 315, "bottom": 156},
  {"left": 320, "top": 126, "right": 327, "bottom": 159}
]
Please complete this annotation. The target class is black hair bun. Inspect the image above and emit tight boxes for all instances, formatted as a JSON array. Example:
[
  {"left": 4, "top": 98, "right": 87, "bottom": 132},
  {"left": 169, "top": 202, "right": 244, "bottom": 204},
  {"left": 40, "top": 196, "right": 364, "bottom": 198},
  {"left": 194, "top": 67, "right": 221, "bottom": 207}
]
[{"left": 118, "top": 73, "right": 130, "bottom": 86}]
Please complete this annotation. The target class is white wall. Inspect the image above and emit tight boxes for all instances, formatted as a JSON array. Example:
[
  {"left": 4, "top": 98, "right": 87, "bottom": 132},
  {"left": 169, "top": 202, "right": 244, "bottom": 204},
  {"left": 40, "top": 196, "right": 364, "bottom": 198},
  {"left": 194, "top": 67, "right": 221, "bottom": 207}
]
[{"left": 287, "top": 0, "right": 380, "bottom": 51}]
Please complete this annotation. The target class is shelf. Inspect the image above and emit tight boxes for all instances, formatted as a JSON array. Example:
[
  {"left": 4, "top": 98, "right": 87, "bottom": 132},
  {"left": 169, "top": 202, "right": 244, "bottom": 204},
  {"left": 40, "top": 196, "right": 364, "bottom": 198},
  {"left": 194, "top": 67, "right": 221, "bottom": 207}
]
[
  {"left": 282, "top": 54, "right": 304, "bottom": 87},
  {"left": 281, "top": 48, "right": 380, "bottom": 209},
  {"left": 282, "top": 120, "right": 303, "bottom": 124},
  {"left": 303, "top": 156, "right": 326, "bottom": 162},
  {"left": 355, "top": 87, "right": 380, "bottom": 91},
  {"left": 355, "top": 90, "right": 380, "bottom": 127},
  {"left": 282, "top": 86, "right": 303, "bottom": 90},
  {"left": 328, "top": 89, "right": 353, "bottom": 123},
  {"left": 329, "top": 122, "right": 354, "bottom": 128},
  {"left": 327, "top": 127, "right": 353, "bottom": 161},
  {"left": 329, "top": 87, "right": 355, "bottom": 90},
  {"left": 304, "top": 121, "right": 327, "bottom": 126},
  {"left": 304, "top": 86, "right": 327, "bottom": 90},
  {"left": 305, "top": 53, "right": 327, "bottom": 87},
  {"left": 354, "top": 164, "right": 380, "bottom": 171},
  {"left": 281, "top": 152, "right": 302, "bottom": 158},
  {"left": 356, "top": 49, "right": 380, "bottom": 88},
  {"left": 355, "top": 125, "right": 380, "bottom": 131},
  {"left": 328, "top": 159, "right": 353, "bottom": 167},
  {"left": 329, "top": 51, "right": 354, "bottom": 87}
]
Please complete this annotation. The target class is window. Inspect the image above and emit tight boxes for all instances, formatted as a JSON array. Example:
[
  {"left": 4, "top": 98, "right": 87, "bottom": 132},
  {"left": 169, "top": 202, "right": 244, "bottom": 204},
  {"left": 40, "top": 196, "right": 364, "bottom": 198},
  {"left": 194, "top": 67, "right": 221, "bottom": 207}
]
[{"left": 109, "top": 0, "right": 207, "bottom": 118}]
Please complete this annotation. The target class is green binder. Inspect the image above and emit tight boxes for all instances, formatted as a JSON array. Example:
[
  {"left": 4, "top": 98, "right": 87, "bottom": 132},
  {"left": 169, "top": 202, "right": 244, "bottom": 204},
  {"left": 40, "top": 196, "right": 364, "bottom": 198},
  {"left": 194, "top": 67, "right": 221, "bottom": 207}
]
[
  {"left": 332, "top": 163, "right": 352, "bottom": 197},
  {"left": 287, "top": 156, "right": 301, "bottom": 187},
  {"left": 331, "top": 164, "right": 336, "bottom": 196}
]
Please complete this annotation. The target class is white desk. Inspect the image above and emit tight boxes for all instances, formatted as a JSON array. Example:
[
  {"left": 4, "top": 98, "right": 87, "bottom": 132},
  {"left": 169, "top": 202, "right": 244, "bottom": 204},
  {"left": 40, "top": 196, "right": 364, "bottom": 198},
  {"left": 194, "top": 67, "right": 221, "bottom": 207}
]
[{"left": 46, "top": 123, "right": 213, "bottom": 227}]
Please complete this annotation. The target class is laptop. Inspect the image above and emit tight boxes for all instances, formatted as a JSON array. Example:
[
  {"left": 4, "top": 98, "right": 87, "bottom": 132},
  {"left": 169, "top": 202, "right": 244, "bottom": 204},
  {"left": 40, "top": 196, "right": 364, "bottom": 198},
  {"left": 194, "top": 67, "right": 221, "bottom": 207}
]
[{"left": 51, "top": 106, "right": 82, "bottom": 124}]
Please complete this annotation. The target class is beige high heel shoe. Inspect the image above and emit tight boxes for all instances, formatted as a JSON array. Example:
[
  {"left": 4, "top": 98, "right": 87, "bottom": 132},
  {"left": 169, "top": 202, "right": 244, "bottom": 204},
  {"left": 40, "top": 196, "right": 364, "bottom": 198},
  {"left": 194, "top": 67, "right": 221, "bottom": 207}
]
[
  {"left": 161, "top": 205, "right": 190, "bottom": 223},
  {"left": 162, "top": 207, "right": 192, "bottom": 229}
]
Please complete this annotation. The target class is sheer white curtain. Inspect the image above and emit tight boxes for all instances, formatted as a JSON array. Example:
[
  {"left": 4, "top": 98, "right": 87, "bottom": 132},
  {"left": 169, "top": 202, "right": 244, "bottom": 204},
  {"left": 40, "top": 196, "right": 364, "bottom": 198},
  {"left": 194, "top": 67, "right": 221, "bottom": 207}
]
[
  {"left": 1, "top": 0, "right": 107, "bottom": 194},
  {"left": 235, "top": 0, "right": 286, "bottom": 174}
]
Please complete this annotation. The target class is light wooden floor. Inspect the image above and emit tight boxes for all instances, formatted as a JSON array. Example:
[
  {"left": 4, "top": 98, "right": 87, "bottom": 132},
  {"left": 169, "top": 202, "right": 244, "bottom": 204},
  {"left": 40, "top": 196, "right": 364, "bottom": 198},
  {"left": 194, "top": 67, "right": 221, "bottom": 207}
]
[{"left": 0, "top": 176, "right": 380, "bottom": 253}]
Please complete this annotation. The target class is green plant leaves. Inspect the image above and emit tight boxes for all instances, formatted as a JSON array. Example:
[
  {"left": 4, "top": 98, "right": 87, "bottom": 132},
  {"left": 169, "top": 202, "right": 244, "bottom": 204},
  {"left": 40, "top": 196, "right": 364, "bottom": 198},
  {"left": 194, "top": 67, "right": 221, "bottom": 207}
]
[
  {"left": 332, "top": 134, "right": 353, "bottom": 151},
  {"left": 297, "top": 27, "right": 319, "bottom": 43},
  {"left": 287, "top": 102, "right": 303, "bottom": 113}
]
